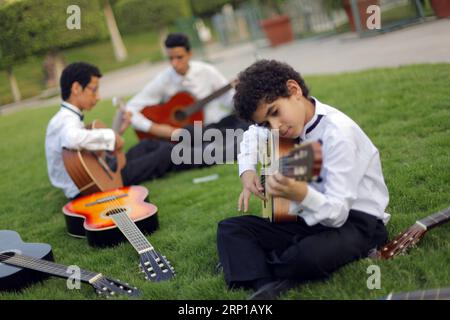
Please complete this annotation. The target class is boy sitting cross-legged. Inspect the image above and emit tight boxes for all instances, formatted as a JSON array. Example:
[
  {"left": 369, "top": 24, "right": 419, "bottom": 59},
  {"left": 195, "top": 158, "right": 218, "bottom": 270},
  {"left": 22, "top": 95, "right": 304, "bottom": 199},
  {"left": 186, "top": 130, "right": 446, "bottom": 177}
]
[{"left": 216, "top": 60, "right": 390, "bottom": 300}]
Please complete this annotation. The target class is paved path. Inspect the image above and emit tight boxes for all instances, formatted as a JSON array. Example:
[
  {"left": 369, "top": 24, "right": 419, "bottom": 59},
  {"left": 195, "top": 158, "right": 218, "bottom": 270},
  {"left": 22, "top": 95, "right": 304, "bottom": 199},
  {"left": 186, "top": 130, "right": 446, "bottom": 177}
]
[{"left": 1, "top": 18, "right": 449, "bottom": 115}]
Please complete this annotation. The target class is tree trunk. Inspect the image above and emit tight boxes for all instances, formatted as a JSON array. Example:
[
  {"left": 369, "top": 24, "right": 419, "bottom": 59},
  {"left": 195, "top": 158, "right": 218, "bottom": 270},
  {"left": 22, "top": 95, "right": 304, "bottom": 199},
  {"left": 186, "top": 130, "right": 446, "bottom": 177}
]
[
  {"left": 43, "top": 50, "right": 66, "bottom": 88},
  {"left": 6, "top": 67, "right": 21, "bottom": 102},
  {"left": 103, "top": 0, "right": 128, "bottom": 62}
]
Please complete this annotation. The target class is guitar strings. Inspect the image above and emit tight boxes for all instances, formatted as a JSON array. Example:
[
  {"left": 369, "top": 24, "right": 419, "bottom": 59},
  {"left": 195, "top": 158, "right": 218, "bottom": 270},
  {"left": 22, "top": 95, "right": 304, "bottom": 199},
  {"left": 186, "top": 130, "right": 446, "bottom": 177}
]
[
  {"left": 107, "top": 191, "right": 159, "bottom": 260},
  {"left": 107, "top": 190, "right": 172, "bottom": 274},
  {"left": 0, "top": 253, "right": 98, "bottom": 281},
  {"left": 0, "top": 253, "right": 136, "bottom": 294}
]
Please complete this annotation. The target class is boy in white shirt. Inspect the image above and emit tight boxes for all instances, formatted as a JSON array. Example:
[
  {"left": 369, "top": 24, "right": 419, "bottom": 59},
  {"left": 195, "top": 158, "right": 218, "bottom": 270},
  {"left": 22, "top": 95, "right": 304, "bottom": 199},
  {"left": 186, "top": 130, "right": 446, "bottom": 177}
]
[
  {"left": 45, "top": 62, "right": 175, "bottom": 199},
  {"left": 122, "top": 33, "right": 248, "bottom": 140},
  {"left": 216, "top": 60, "right": 390, "bottom": 299}
]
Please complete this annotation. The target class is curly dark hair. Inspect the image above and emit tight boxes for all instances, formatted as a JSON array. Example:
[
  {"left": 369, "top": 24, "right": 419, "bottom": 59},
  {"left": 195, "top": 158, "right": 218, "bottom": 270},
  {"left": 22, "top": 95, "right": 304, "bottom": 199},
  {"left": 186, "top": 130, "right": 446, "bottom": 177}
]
[
  {"left": 60, "top": 62, "right": 102, "bottom": 101},
  {"left": 233, "top": 60, "right": 310, "bottom": 122},
  {"left": 164, "top": 33, "right": 191, "bottom": 52}
]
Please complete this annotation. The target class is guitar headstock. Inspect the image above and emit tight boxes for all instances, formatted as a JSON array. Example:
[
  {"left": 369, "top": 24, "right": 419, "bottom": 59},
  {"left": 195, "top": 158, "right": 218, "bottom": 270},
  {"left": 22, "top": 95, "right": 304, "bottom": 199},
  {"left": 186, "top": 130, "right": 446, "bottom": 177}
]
[
  {"left": 281, "top": 141, "right": 322, "bottom": 181},
  {"left": 91, "top": 276, "right": 141, "bottom": 298},
  {"left": 371, "top": 223, "right": 427, "bottom": 260},
  {"left": 139, "top": 250, "right": 175, "bottom": 282},
  {"left": 112, "top": 96, "right": 127, "bottom": 111}
]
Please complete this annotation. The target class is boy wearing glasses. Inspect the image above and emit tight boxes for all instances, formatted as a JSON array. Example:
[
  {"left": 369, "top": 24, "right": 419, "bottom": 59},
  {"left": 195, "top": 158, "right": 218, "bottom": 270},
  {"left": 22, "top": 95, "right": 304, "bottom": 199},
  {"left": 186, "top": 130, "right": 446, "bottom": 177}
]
[{"left": 45, "top": 62, "right": 176, "bottom": 199}]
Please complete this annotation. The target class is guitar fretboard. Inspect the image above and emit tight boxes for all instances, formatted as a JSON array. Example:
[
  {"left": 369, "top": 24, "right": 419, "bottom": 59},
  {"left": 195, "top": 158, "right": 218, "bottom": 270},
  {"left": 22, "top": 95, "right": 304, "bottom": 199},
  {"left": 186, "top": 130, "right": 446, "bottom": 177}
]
[
  {"left": 110, "top": 210, "right": 154, "bottom": 254},
  {"left": 0, "top": 253, "right": 98, "bottom": 283},
  {"left": 418, "top": 206, "right": 450, "bottom": 229},
  {"left": 184, "top": 82, "right": 234, "bottom": 117}
]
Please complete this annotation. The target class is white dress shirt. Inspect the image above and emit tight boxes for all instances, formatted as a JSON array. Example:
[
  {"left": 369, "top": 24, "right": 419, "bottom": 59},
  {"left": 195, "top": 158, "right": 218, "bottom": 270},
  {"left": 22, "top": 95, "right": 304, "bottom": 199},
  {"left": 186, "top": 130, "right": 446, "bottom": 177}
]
[
  {"left": 126, "top": 60, "right": 234, "bottom": 132},
  {"left": 45, "top": 102, "right": 116, "bottom": 198},
  {"left": 238, "top": 97, "right": 390, "bottom": 228}
]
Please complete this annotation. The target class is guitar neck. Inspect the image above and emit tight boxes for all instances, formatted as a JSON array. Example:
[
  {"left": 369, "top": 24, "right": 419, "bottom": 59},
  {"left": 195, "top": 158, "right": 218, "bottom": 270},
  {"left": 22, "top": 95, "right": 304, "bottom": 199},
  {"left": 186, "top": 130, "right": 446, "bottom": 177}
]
[
  {"left": 110, "top": 212, "right": 154, "bottom": 254},
  {"left": 418, "top": 206, "right": 450, "bottom": 230},
  {"left": 1, "top": 253, "right": 99, "bottom": 283},
  {"left": 184, "top": 82, "right": 233, "bottom": 117},
  {"left": 386, "top": 287, "right": 450, "bottom": 300}
]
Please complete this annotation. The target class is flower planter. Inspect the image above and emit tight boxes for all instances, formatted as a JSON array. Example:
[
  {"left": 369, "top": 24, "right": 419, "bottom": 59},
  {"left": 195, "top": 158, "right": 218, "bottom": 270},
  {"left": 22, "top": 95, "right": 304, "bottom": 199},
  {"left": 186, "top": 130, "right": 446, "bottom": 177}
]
[
  {"left": 260, "top": 15, "right": 294, "bottom": 47},
  {"left": 430, "top": 0, "right": 450, "bottom": 18}
]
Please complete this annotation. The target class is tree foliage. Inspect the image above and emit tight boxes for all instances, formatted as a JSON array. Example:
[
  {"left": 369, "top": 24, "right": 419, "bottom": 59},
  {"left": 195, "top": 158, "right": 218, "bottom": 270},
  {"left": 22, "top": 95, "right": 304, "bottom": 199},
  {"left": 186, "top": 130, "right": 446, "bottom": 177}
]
[
  {"left": 112, "top": 0, "right": 191, "bottom": 34},
  {"left": 0, "top": 0, "right": 107, "bottom": 69}
]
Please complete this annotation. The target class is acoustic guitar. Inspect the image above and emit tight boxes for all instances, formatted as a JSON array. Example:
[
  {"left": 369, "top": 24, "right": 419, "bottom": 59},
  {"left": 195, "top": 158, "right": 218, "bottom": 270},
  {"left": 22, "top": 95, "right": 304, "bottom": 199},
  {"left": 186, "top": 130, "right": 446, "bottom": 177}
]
[
  {"left": 0, "top": 230, "right": 140, "bottom": 297},
  {"left": 260, "top": 134, "right": 322, "bottom": 223},
  {"left": 371, "top": 206, "right": 450, "bottom": 260},
  {"left": 63, "top": 185, "right": 175, "bottom": 282},
  {"left": 136, "top": 80, "right": 236, "bottom": 140},
  {"left": 62, "top": 119, "right": 126, "bottom": 195}
]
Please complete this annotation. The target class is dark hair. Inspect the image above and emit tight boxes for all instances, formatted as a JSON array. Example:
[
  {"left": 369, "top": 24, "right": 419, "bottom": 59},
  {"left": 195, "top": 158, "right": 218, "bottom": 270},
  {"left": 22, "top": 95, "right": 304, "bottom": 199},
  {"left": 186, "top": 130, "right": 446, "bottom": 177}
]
[
  {"left": 233, "top": 60, "right": 310, "bottom": 122},
  {"left": 60, "top": 62, "right": 102, "bottom": 101},
  {"left": 164, "top": 33, "right": 191, "bottom": 52}
]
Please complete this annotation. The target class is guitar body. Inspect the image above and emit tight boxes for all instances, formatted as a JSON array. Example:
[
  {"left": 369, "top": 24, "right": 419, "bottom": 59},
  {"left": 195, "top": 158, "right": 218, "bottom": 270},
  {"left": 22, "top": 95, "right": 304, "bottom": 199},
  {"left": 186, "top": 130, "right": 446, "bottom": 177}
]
[
  {"left": 62, "top": 186, "right": 159, "bottom": 247},
  {"left": 62, "top": 120, "right": 126, "bottom": 195},
  {"left": 261, "top": 136, "right": 323, "bottom": 223},
  {"left": 262, "top": 138, "right": 298, "bottom": 223},
  {"left": 136, "top": 92, "right": 204, "bottom": 140},
  {"left": 0, "top": 230, "right": 53, "bottom": 291}
]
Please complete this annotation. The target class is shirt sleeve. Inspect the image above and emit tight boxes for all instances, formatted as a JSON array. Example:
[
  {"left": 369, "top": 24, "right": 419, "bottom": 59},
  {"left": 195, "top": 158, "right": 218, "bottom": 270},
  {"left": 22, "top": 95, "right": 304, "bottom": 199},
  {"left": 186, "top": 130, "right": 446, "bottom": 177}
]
[
  {"left": 289, "top": 129, "right": 376, "bottom": 228},
  {"left": 125, "top": 72, "right": 169, "bottom": 132},
  {"left": 60, "top": 115, "right": 116, "bottom": 151},
  {"left": 238, "top": 125, "right": 269, "bottom": 176}
]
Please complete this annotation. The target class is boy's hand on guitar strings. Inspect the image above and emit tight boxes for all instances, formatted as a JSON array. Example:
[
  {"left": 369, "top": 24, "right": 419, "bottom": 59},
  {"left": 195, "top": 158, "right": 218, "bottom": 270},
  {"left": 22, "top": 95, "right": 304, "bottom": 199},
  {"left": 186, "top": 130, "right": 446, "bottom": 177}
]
[
  {"left": 238, "top": 170, "right": 265, "bottom": 212},
  {"left": 266, "top": 173, "right": 307, "bottom": 202}
]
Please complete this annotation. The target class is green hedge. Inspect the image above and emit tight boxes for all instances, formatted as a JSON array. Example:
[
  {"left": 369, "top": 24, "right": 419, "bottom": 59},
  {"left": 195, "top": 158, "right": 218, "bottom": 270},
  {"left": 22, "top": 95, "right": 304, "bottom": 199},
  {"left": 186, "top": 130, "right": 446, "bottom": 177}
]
[
  {"left": 0, "top": 0, "right": 107, "bottom": 69},
  {"left": 113, "top": 0, "right": 190, "bottom": 35},
  {"left": 190, "top": 0, "right": 248, "bottom": 17}
]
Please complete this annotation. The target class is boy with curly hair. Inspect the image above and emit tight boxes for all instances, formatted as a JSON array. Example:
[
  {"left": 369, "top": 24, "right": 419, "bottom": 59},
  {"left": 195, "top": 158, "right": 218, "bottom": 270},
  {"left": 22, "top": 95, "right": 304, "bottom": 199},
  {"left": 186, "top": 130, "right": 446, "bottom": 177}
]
[{"left": 216, "top": 60, "right": 390, "bottom": 300}]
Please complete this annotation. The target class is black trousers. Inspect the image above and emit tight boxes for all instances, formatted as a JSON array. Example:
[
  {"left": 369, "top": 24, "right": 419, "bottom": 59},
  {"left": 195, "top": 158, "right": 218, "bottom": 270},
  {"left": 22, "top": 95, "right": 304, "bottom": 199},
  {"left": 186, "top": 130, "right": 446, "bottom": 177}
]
[
  {"left": 121, "top": 115, "right": 250, "bottom": 186},
  {"left": 216, "top": 210, "right": 388, "bottom": 288},
  {"left": 121, "top": 139, "right": 175, "bottom": 186}
]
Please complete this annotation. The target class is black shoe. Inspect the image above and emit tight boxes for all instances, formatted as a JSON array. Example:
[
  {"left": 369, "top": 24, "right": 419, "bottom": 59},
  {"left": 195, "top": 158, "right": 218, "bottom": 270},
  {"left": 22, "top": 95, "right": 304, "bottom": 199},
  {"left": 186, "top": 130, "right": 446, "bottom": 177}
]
[{"left": 248, "top": 279, "right": 297, "bottom": 300}]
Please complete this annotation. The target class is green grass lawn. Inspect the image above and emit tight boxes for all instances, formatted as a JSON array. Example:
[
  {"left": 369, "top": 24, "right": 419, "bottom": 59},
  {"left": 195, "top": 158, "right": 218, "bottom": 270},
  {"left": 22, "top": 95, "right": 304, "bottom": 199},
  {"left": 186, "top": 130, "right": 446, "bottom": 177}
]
[{"left": 0, "top": 64, "right": 449, "bottom": 300}]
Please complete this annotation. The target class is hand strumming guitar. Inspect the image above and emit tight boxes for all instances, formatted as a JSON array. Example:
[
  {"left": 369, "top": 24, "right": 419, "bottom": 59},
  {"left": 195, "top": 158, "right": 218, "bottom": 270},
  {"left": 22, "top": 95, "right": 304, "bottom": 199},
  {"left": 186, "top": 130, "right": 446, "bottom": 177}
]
[{"left": 238, "top": 170, "right": 265, "bottom": 213}]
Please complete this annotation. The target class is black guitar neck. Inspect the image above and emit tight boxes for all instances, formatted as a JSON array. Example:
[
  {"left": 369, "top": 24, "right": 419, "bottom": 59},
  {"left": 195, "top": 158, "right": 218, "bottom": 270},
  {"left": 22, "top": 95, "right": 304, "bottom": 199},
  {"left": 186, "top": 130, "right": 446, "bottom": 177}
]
[
  {"left": 176, "top": 81, "right": 234, "bottom": 120},
  {"left": 0, "top": 230, "right": 140, "bottom": 296},
  {"left": 1, "top": 252, "right": 99, "bottom": 283},
  {"left": 418, "top": 206, "right": 450, "bottom": 230}
]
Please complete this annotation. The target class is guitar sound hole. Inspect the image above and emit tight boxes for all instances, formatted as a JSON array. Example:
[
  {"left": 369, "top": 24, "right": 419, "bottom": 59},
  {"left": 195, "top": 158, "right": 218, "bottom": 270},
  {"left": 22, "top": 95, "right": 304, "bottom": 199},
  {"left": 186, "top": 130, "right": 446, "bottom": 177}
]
[
  {"left": 0, "top": 251, "right": 15, "bottom": 262},
  {"left": 174, "top": 110, "right": 186, "bottom": 121},
  {"left": 105, "top": 208, "right": 127, "bottom": 217}
]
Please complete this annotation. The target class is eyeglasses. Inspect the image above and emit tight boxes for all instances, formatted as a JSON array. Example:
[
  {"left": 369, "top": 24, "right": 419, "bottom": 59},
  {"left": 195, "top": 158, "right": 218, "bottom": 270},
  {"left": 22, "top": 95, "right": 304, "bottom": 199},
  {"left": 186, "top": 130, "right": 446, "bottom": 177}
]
[{"left": 85, "top": 85, "right": 99, "bottom": 94}]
